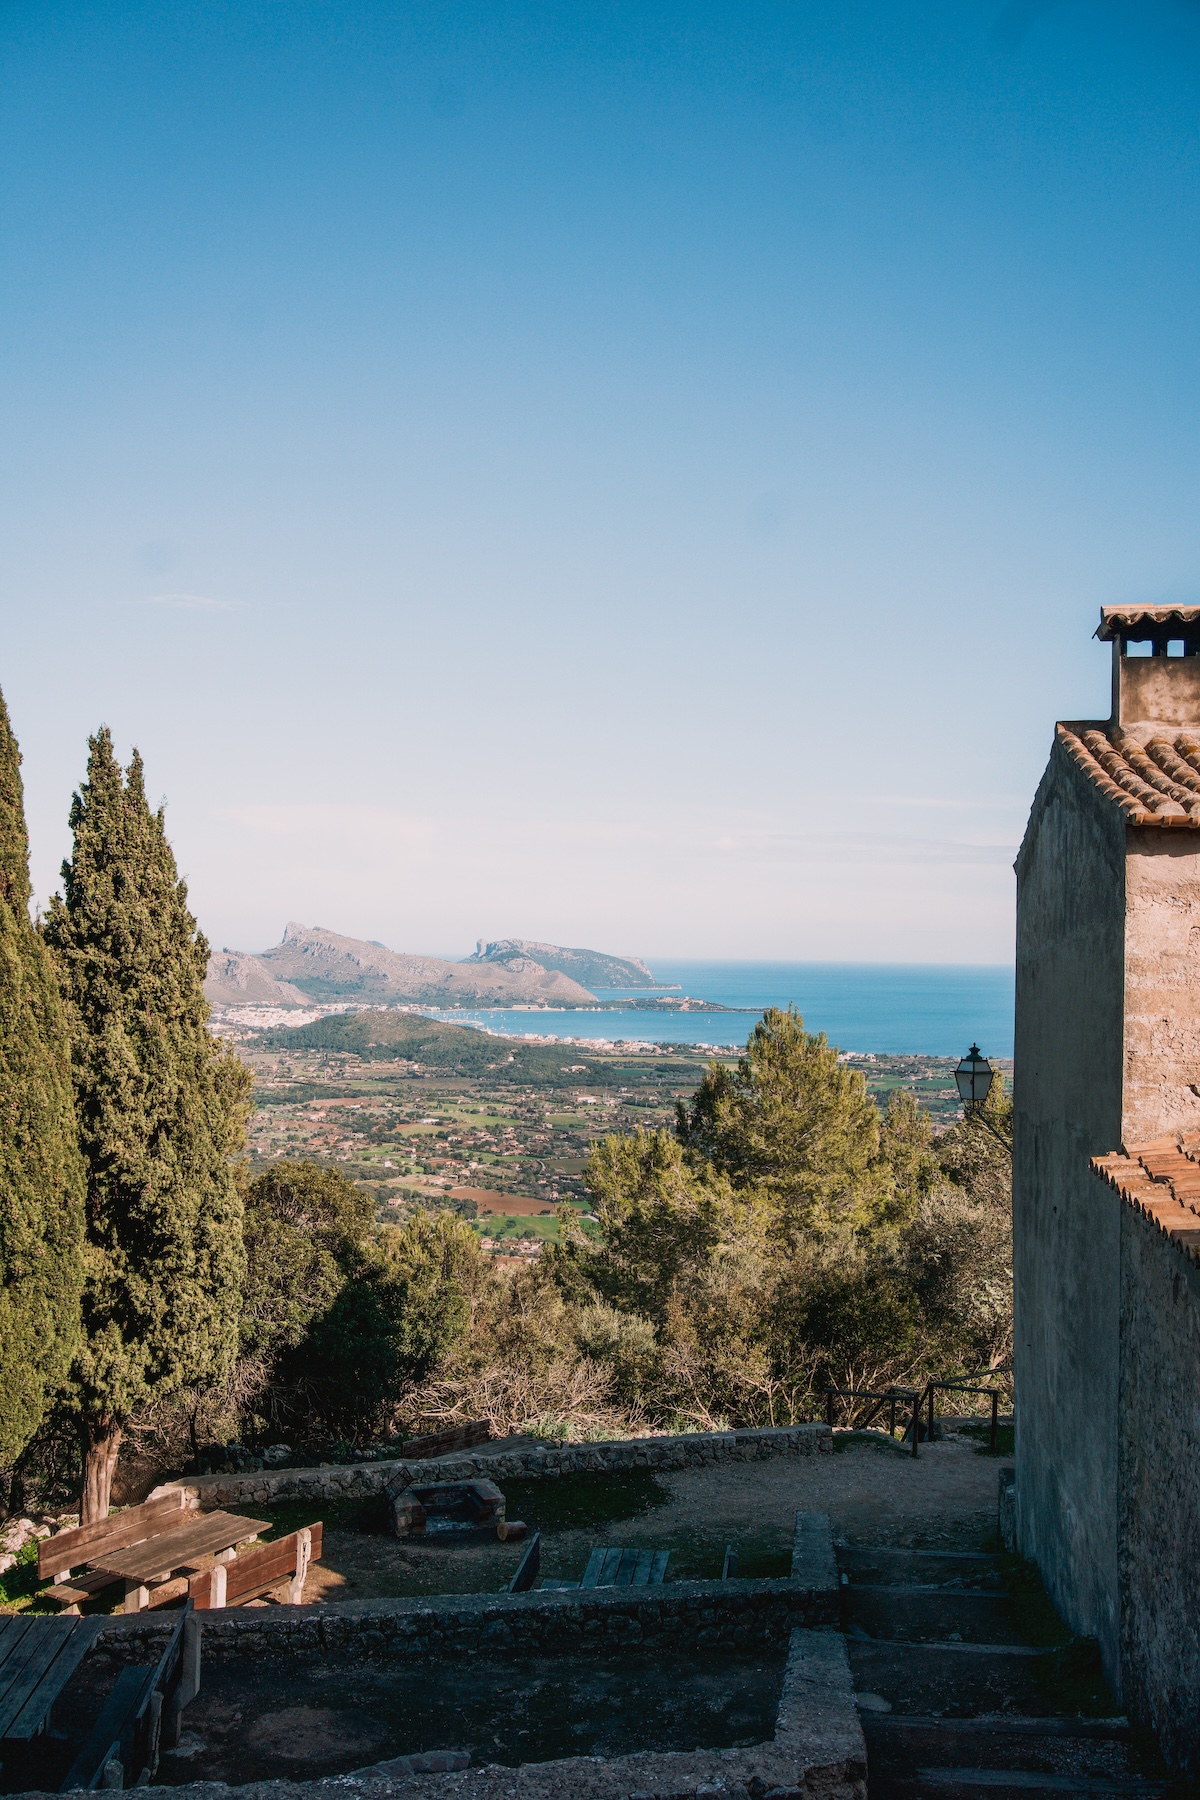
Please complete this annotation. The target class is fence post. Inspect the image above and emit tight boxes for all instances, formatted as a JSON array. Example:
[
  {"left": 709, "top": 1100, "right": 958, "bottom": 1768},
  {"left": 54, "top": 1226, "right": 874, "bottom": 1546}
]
[
  {"left": 990, "top": 1388, "right": 999, "bottom": 1453},
  {"left": 928, "top": 1382, "right": 936, "bottom": 1445}
]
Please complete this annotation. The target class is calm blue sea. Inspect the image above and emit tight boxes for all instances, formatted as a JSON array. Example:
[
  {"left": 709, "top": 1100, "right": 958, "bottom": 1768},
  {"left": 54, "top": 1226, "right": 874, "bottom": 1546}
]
[{"left": 429, "top": 961, "right": 1014, "bottom": 1059}]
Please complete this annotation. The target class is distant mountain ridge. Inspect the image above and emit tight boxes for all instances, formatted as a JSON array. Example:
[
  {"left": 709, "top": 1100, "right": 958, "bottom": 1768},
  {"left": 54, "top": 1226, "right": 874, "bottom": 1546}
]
[
  {"left": 204, "top": 923, "right": 599, "bottom": 1009},
  {"left": 466, "top": 938, "right": 656, "bottom": 989}
]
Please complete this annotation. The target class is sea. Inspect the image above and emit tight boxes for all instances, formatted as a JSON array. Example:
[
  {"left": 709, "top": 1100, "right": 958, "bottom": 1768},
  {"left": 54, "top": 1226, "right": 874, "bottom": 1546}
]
[{"left": 427, "top": 961, "right": 1015, "bottom": 1060}]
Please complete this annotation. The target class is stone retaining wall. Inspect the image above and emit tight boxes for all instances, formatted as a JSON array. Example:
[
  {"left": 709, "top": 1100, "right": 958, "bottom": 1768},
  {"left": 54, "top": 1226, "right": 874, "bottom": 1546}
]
[
  {"left": 19, "top": 1515, "right": 863, "bottom": 1800},
  {"left": 167, "top": 1423, "right": 831, "bottom": 1512},
  {"left": 97, "top": 1510, "right": 840, "bottom": 1666},
  {"left": 104, "top": 1576, "right": 834, "bottom": 1664},
  {"left": 23, "top": 1629, "right": 866, "bottom": 1800}
]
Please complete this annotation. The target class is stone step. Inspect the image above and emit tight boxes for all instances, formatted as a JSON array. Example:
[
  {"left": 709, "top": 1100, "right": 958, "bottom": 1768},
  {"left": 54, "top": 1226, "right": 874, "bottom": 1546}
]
[
  {"left": 872, "top": 1767, "right": 1167, "bottom": 1798},
  {"left": 846, "top": 1585, "right": 1019, "bottom": 1644},
  {"left": 847, "top": 1639, "right": 1065, "bottom": 1718},
  {"left": 839, "top": 1547, "right": 1005, "bottom": 1592},
  {"left": 861, "top": 1713, "right": 1150, "bottom": 1781}
]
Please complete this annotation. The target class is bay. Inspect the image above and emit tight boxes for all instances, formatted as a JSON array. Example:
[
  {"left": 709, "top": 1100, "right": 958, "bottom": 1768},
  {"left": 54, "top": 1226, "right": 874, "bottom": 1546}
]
[{"left": 428, "top": 960, "right": 1014, "bottom": 1059}]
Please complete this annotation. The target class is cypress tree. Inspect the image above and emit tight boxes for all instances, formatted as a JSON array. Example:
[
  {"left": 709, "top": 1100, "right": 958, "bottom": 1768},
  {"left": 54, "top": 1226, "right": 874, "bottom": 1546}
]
[
  {"left": 45, "top": 730, "right": 250, "bottom": 1520},
  {"left": 0, "top": 689, "right": 85, "bottom": 1467}
]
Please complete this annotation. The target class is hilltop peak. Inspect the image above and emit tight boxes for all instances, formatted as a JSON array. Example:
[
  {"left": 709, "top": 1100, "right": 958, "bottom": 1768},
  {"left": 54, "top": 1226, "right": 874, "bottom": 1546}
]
[{"left": 467, "top": 938, "right": 656, "bottom": 989}]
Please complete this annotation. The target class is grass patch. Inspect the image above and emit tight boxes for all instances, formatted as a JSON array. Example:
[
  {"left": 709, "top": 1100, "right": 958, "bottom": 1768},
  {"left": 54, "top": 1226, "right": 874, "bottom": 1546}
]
[
  {"left": 1036, "top": 1638, "right": 1119, "bottom": 1718},
  {"left": 499, "top": 1470, "right": 669, "bottom": 1533},
  {"left": 997, "top": 1552, "right": 1071, "bottom": 1647},
  {"left": 0, "top": 1540, "right": 58, "bottom": 1614},
  {"left": 997, "top": 1552, "right": 1118, "bottom": 1718},
  {"left": 956, "top": 1418, "right": 1015, "bottom": 1457},
  {"left": 231, "top": 1493, "right": 389, "bottom": 1539}
]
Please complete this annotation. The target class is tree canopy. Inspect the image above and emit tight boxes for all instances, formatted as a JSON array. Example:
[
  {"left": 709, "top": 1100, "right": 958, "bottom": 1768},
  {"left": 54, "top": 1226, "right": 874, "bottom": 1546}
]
[
  {"left": 0, "top": 690, "right": 85, "bottom": 1466},
  {"left": 44, "top": 729, "right": 251, "bottom": 1517}
]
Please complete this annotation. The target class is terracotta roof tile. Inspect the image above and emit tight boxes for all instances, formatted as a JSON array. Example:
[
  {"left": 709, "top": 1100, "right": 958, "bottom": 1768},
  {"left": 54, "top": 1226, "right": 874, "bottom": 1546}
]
[
  {"left": 1096, "top": 604, "right": 1200, "bottom": 640},
  {"left": 1057, "top": 724, "right": 1200, "bottom": 826},
  {"left": 1091, "top": 1141, "right": 1200, "bottom": 1264}
]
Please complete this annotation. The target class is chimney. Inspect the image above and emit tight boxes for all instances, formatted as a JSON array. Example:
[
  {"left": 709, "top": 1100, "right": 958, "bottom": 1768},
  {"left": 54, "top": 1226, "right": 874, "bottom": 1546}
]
[{"left": 1098, "top": 605, "right": 1200, "bottom": 736}]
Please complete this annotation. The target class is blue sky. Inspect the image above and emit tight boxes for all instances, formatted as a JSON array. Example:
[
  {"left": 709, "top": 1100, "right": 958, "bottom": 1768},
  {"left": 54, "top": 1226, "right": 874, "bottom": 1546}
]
[{"left": 3, "top": 0, "right": 1199, "bottom": 962}]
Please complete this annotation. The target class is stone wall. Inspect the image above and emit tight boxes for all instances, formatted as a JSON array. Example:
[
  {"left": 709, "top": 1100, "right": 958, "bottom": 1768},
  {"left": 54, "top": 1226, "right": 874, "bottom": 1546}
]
[
  {"left": 1012, "top": 732, "right": 1126, "bottom": 1686},
  {"left": 96, "top": 1509, "right": 840, "bottom": 1668},
  {"left": 1117, "top": 1199, "right": 1200, "bottom": 1774},
  {"left": 168, "top": 1423, "right": 831, "bottom": 1512},
  {"left": 51, "top": 1516, "right": 861, "bottom": 1800},
  {"left": 53, "top": 1628, "right": 865, "bottom": 1800}
]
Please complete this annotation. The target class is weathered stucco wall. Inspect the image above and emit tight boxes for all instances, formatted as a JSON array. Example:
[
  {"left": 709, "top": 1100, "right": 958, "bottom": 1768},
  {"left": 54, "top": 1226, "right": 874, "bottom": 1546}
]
[
  {"left": 1012, "top": 733, "right": 1126, "bottom": 1685},
  {"left": 1117, "top": 1195, "right": 1200, "bottom": 1774},
  {"left": 1115, "top": 651, "right": 1200, "bottom": 732},
  {"left": 1122, "top": 829, "right": 1200, "bottom": 1144}
]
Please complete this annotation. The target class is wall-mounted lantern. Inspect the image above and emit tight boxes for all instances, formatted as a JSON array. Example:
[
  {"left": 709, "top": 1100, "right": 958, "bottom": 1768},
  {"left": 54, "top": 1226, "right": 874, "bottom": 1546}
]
[{"left": 954, "top": 1044, "right": 1011, "bottom": 1153}]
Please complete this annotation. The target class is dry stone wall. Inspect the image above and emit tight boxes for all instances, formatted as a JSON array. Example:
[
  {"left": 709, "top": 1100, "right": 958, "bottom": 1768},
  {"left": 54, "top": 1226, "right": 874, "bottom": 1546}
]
[
  {"left": 168, "top": 1423, "right": 831, "bottom": 1512},
  {"left": 51, "top": 1513, "right": 862, "bottom": 1800},
  {"left": 40, "top": 1628, "right": 864, "bottom": 1800}
]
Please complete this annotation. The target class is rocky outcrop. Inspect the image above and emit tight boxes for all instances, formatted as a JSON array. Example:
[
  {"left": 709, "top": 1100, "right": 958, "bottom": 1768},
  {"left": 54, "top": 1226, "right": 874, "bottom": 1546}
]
[
  {"left": 206, "top": 925, "right": 597, "bottom": 1009},
  {"left": 203, "top": 951, "right": 311, "bottom": 1007},
  {"left": 466, "top": 939, "right": 656, "bottom": 989}
]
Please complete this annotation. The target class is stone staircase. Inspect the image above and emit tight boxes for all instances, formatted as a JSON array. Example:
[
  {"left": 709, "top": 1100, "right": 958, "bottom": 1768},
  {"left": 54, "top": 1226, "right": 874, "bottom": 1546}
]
[{"left": 836, "top": 1545, "right": 1170, "bottom": 1799}]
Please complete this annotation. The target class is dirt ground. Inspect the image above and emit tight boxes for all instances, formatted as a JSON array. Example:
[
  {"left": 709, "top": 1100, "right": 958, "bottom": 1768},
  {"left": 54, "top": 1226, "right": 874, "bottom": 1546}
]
[{"left": 297, "top": 1434, "right": 1004, "bottom": 1606}]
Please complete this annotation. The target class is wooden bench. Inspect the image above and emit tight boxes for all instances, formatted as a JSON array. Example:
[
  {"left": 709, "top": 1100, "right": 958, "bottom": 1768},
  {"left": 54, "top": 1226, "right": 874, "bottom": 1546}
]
[
  {"left": 58, "top": 1604, "right": 200, "bottom": 1791},
  {"left": 187, "top": 1524, "right": 322, "bottom": 1609},
  {"left": 38, "top": 1492, "right": 197, "bottom": 1611}
]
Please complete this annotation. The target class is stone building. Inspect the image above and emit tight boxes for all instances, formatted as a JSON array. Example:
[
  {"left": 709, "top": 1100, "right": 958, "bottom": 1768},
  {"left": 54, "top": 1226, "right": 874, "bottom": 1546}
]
[{"left": 1013, "top": 605, "right": 1200, "bottom": 1772}]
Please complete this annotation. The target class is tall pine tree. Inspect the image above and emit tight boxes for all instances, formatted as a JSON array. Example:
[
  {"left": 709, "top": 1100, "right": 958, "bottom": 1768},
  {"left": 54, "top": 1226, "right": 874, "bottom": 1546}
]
[
  {"left": 0, "top": 690, "right": 85, "bottom": 1466},
  {"left": 45, "top": 730, "right": 250, "bottom": 1520}
]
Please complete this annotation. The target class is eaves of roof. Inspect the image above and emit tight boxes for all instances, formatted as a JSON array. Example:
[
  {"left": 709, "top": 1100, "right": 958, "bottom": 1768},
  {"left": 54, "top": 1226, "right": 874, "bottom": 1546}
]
[
  {"left": 1092, "top": 1139, "right": 1200, "bottom": 1266},
  {"left": 1057, "top": 722, "right": 1200, "bottom": 828}
]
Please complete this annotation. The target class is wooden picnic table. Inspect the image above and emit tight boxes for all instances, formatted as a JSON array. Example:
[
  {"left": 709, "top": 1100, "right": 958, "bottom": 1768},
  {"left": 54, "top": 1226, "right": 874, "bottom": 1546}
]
[
  {"left": 0, "top": 1615, "right": 106, "bottom": 1745},
  {"left": 92, "top": 1511, "right": 270, "bottom": 1612}
]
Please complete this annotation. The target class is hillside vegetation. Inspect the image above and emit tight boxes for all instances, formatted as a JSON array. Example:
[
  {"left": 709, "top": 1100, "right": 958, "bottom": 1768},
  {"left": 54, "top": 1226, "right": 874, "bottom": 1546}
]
[{"left": 261, "top": 1008, "right": 602, "bottom": 1084}]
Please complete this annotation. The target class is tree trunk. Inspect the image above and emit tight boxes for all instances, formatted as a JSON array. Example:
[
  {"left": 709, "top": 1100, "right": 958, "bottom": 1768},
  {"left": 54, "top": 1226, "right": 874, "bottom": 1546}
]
[{"left": 80, "top": 1420, "right": 123, "bottom": 1524}]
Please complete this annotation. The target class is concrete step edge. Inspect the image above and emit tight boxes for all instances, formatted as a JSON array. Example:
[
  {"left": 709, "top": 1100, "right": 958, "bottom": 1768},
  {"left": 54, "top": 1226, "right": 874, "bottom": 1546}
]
[
  {"left": 861, "top": 1713, "right": 1132, "bottom": 1740},
  {"left": 897, "top": 1770, "right": 1165, "bottom": 1796}
]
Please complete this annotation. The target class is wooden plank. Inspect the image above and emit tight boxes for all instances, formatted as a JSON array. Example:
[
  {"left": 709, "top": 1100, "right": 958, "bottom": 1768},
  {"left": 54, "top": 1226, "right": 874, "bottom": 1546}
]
[
  {"left": 631, "top": 1549, "right": 655, "bottom": 1586},
  {"left": 45, "top": 1571, "right": 121, "bottom": 1607},
  {"left": 612, "top": 1549, "right": 639, "bottom": 1587},
  {"left": 506, "top": 1531, "right": 541, "bottom": 1595},
  {"left": 224, "top": 1537, "right": 301, "bottom": 1605},
  {"left": 59, "top": 1666, "right": 154, "bottom": 1792},
  {"left": 38, "top": 1493, "right": 192, "bottom": 1581},
  {"left": 0, "top": 1619, "right": 76, "bottom": 1738},
  {"left": 579, "top": 1549, "right": 607, "bottom": 1589},
  {"left": 188, "top": 1563, "right": 226, "bottom": 1610},
  {"left": 0, "top": 1620, "right": 38, "bottom": 1686},
  {"left": 721, "top": 1544, "right": 739, "bottom": 1580},
  {"left": 0, "top": 1619, "right": 70, "bottom": 1718},
  {"left": 94, "top": 1513, "right": 270, "bottom": 1584},
  {"left": 6, "top": 1619, "right": 105, "bottom": 1740},
  {"left": 649, "top": 1550, "right": 670, "bottom": 1584},
  {"left": 597, "top": 1548, "right": 623, "bottom": 1587}
]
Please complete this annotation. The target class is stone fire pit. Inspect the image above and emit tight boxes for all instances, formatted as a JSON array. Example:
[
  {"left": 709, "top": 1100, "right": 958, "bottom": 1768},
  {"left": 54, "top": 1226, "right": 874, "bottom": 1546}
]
[{"left": 388, "top": 1477, "right": 517, "bottom": 1541}]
